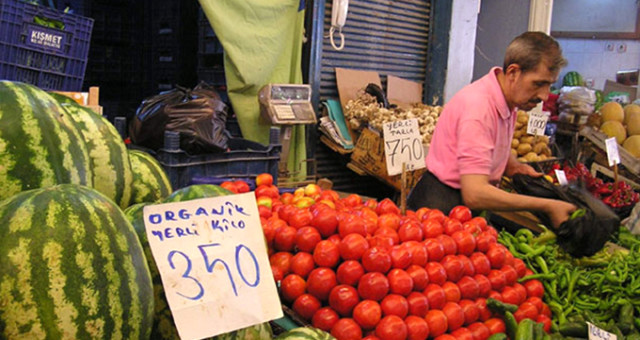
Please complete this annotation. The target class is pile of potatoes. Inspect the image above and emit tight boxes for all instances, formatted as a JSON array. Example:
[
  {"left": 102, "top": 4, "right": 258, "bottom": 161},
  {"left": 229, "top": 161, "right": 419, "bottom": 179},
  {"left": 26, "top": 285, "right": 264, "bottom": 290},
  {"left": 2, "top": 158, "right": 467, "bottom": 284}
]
[{"left": 511, "top": 110, "right": 553, "bottom": 162}]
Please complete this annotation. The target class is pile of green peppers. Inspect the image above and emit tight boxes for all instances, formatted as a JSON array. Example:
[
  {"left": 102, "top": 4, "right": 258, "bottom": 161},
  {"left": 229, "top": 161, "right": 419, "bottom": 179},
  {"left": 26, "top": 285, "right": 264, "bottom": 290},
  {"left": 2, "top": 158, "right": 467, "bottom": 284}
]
[{"left": 498, "top": 226, "right": 640, "bottom": 339}]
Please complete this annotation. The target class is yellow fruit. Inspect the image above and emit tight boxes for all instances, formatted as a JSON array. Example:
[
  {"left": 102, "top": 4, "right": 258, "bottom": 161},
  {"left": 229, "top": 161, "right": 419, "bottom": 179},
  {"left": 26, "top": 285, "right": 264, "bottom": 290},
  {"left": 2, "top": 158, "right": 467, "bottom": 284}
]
[
  {"left": 600, "top": 102, "right": 624, "bottom": 123},
  {"left": 628, "top": 114, "right": 640, "bottom": 136},
  {"left": 623, "top": 135, "right": 640, "bottom": 157},
  {"left": 601, "top": 120, "right": 627, "bottom": 144},
  {"left": 624, "top": 104, "right": 640, "bottom": 125}
]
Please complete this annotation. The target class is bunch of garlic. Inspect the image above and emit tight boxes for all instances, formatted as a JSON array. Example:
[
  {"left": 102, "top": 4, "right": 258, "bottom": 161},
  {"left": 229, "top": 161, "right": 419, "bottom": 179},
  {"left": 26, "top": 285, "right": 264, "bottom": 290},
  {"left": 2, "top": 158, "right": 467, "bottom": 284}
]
[{"left": 511, "top": 110, "right": 553, "bottom": 162}]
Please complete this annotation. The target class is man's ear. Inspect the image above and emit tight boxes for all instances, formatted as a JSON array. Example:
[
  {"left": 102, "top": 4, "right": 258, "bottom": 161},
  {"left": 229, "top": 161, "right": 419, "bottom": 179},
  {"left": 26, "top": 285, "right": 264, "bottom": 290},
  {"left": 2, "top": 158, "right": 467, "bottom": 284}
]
[{"left": 504, "top": 64, "right": 521, "bottom": 80}]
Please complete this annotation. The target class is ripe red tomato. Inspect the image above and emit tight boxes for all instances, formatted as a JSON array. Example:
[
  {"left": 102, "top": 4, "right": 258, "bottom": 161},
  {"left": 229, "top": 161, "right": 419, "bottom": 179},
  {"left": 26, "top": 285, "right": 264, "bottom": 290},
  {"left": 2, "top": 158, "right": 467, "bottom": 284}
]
[
  {"left": 281, "top": 274, "right": 306, "bottom": 302},
  {"left": 525, "top": 297, "right": 543, "bottom": 312},
  {"left": 470, "top": 216, "right": 488, "bottom": 230},
  {"left": 289, "top": 209, "right": 313, "bottom": 229},
  {"left": 328, "top": 234, "right": 342, "bottom": 245},
  {"left": 363, "top": 335, "right": 381, "bottom": 340},
  {"left": 475, "top": 232, "right": 497, "bottom": 253},
  {"left": 461, "top": 220, "right": 482, "bottom": 237},
  {"left": 436, "top": 234, "right": 457, "bottom": 255},
  {"left": 536, "top": 315, "right": 552, "bottom": 333},
  {"left": 450, "top": 327, "right": 474, "bottom": 340},
  {"left": 375, "top": 227, "right": 400, "bottom": 245},
  {"left": 398, "top": 221, "right": 424, "bottom": 242},
  {"left": 474, "top": 274, "right": 492, "bottom": 298},
  {"left": 451, "top": 231, "right": 476, "bottom": 256},
  {"left": 423, "top": 283, "right": 446, "bottom": 310},
  {"left": 425, "top": 262, "right": 447, "bottom": 286},
  {"left": 331, "top": 318, "right": 363, "bottom": 340},
  {"left": 313, "top": 240, "right": 340, "bottom": 268},
  {"left": 339, "top": 233, "right": 370, "bottom": 261},
  {"left": 293, "top": 293, "right": 321, "bottom": 321},
  {"left": 512, "top": 283, "right": 527, "bottom": 305},
  {"left": 312, "top": 307, "right": 340, "bottom": 331},
  {"left": 274, "top": 225, "right": 297, "bottom": 252},
  {"left": 415, "top": 207, "right": 431, "bottom": 221},
  {"left": 290, "top": 252, "right": 315, "bottom": 278},
  {"left": 500, "top": 286, "right": 521, "bottom": 306},
  {"left": 221, "top": 181, "right": 239, "bottom": 193},
  {"left": 380, "top": 294, "right": 409, "bottom": 318},
  {"left": 484, "top": 318, "right": 506, "bottom": 335},
  {"left": 404, "top": 315, "right": 429, "bottom": 340},
  {"left": 514, "top": 302, "right": 538, "bottom": 322},
  {"left": 329, "top": 284, "right": 361, "bottom": 317},
  {"left": 358, "top": 272, "right": 390, "bottom": 301},
  {"left": 475, "top": 298, "right": 492, "bottom": 321},
  {"left": 512, "top": 258, "right": 527, "bottom": 278},
  {"left": 486, "top": 244, "right": 506, "bottom": 269},
  {"left": 488, "top": 290, "right": 502, "bottom": 302},
  {"left": 255, "top": 173, "right": 273, "bottom": 187},
  {"left": 423, "top": 238, "right": 445, "bottom": 262},
  {"left": 336, "top": 260, "right": 365, "bottom": 286},
  {"left": 449, "top": 206, "right": 472, "bottom": 223},
  {"left": 503, "top": 250, "right": 515, "bottom": 267},
  {"left": 258, "top": 204, "right": 273, "bottom": 218},
  {"left": 467, "top": 322, "right": 491, "bottom": 340},
  {"left": 441, "top": 255, "right": 464, "bottom": 282},
  {"left": 469, "top": 252, "right": 491, "bottom": 275},
  {"left": 442, "top": 281, "right": 461, "bottom": 303},
  {"left": 487, "top": 269, "right": 507, "bottom": 291},
  {"left": 339, "top": 215, "right": 367, "bottom": 238},
  {"left": 353, "top": 300, "right": 382, "bottom": 330},
  {"left": 457, "top": 255, "right": 475, "bottom": 277},
  {"left": 378, "top": 213, "right": 402, "bottom": 231},
  {"left": 362, "top": 247, "right": 392, "bottom": 273},
  {"left": 458, "top": 299, "right": 479, "bottom": 325},
  {"left": 271, "top": 265, "right": 284, "bottom": 282},
  {"left": 404, "top": 242, "right": 428, "bottom": 267},
  {"left": 425, "top": 310, "right": 448, "bottom": 338},
  {"left": 307, "top": 267, "right": 337, "bottom": 301},
  {"left": 421, "top": 219, "right": 444, "bottom": 238},
  {"left": 376, "top": 198, "right": 400, "bottom": 215},
  {"left": 424, "top": 209, "right": 446, "bottom": 224},
  {"left": 270, "top": 251, "right": 293, "bottom": 276},
  {"left": 375, "top": 315, "right": 407, "bottom": 340},
  {"left": 524, "top": 279, "right": 544, "bottom": 298},
  {"left": 406, "top": 265, "right": 429, "bottom": 291},
  {"left": 312, "top": 208, "right": 339, "bottom": 237},
  {"left": 457, "top": 276, "right": 479, "bottom": 300},
  {"left": 443, "top": 218, "right": 463, "bottom": 236},
  {"left": 295, "top": 226, "right": 322, "bottom": 253},
  {"left": 540, "top": 303, "right": 551, "bottom": 318},
  {"left": 406, "top": 292, "right": 429, "bottom": 317},
  {"left": 389, "top": 245, "right": 412, "bottom": 269},
  {"left": 342, "top": 193, "right": 363, "bottom": 207},
  {"left": 387, "top": 269, "right": 414, "bottom": 296},
  {"left": 233, "top": 180, "right": 251, "bottom": 193},
  {"left": 369, "top": 235, "right": 395, "bottom": 250}
]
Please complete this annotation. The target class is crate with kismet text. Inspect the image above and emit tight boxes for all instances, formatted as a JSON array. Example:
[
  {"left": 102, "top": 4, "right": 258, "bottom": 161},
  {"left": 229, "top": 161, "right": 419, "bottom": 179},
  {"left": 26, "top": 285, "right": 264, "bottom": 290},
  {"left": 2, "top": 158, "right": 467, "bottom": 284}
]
[
  {"left": 0, "top": 0, "right": 93, "bottom": 91},
  {"left": 156, "top": 128, "right": 281, "bottom": 190}
]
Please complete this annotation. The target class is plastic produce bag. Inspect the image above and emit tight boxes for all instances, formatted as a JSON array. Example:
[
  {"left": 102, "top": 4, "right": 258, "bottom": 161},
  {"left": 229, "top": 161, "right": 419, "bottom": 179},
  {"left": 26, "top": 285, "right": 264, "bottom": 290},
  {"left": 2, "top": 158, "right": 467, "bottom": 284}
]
[
  {"left": 557, "top": 86, "right": 596, "bottom": 116},
  {"left": 510, "top": 174, "right": 619, "bottom": 257},
  {"left": 130, "top": 82, "right": 229, "bottom": 154}
]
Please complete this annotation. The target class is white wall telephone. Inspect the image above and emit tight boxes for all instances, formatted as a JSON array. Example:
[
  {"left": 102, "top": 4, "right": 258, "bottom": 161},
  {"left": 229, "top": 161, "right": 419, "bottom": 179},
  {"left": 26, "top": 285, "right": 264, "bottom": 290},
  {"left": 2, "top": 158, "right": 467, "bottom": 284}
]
[{"left": 329, "top": 0, "right": 349, "bottom": 50}]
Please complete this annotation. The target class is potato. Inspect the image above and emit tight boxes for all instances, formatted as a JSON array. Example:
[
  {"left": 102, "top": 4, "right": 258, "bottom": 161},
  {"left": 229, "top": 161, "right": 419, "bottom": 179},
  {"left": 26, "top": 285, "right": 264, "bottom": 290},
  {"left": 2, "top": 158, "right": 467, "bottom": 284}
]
[
  {"left": 515, "top": 122, "right": 524, "bottom": 129},
  {"left": 511, "top": 139, "right": 520, "bottom": 149},
  {"left": 533, "top": 142, "right": 547, "bottom": 154},
  {"left": 511, "top": 148, "right": 518, "bottom": 158},
  {"left": 538, "top": 154, "right": 548, "bottom": 160},
  {"left": 520, "top": 136, "right": 535, "bottom": 145},
  {"left": 517, "top": 157, "right": 527, "bottom": 163},
  {"left": 513, "top": 130, "right": 524, "bottom": 139},
  {"left": 517, "top": 143, "right": 532, "bottom": 156},
  {"left": 538, "top": 135, "right": 550, "bottom": 144},
  {"left": 541, "top": 145, "right": 552, "bottom": 157},
  {"left": 524, "top": 152, "right": 539, "bottom": 162},
  {"left": 517, "top": 114, "right": 529, "bottom": 124}
]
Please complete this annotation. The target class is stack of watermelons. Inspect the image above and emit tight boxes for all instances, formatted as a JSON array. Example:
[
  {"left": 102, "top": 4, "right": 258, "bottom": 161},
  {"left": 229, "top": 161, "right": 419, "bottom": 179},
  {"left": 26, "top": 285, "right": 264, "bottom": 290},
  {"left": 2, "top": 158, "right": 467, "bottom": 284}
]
[
  {"left": 562, "top": 71, "right": 585, "bottom": 87},
  {"left": 0, "top": 80, "right": 277, "bottom": 339}
]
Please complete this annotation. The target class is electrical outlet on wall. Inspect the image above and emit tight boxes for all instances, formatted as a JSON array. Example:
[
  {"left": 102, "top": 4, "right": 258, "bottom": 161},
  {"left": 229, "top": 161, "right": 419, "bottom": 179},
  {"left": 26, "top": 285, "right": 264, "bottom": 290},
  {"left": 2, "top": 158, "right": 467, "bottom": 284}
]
[
  {"left": 605, "top": 42, "right": 615, "bottom": 52},
  {"left": 617, "top": 43, "right": 627, "bottom": 53}
]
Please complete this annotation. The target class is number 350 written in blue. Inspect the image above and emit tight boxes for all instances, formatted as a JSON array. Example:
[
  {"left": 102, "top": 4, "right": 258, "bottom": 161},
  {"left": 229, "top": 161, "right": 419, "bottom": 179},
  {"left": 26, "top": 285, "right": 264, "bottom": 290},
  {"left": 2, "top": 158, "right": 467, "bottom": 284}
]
[{"left": 168, "top": 242, "right": 260, "bottom": 300}]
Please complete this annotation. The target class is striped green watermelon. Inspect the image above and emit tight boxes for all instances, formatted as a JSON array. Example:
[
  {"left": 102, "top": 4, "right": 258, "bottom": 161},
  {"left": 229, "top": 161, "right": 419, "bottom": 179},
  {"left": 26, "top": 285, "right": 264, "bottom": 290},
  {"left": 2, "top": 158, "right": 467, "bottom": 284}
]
[
  {"left": 128, "top": 149, "right": 172, "bottom": 205},
  {"left": 56, "top": 101, "right": 133, "bottom": 208},
  {"left": 0, "top": 81, "right": 92, "bottom": 202},
  {"left": 275, "top": 327, "right": 335, "bottom": 340},
  {"left": 125, "top": 184, "right": 235, "bottom": 339},
  {"left": 0, "top": 184, "right": 153, "bottom": 339},
  {"left": 213, "top": 323, "right": 273, "bottom": 340},
  {"left": 562, "top": 71, "right": 584, "bottom": 87}
]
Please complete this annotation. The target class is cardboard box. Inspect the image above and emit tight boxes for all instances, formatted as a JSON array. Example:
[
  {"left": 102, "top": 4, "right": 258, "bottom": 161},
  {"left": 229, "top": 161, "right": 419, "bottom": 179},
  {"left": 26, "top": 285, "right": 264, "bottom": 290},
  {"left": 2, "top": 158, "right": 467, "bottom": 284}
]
[
  {"left": 350, "top": 128, "right": 426, "bottom": 191},
  {"left": 603, "top": 79, "right": 638, "bottom": 103}
]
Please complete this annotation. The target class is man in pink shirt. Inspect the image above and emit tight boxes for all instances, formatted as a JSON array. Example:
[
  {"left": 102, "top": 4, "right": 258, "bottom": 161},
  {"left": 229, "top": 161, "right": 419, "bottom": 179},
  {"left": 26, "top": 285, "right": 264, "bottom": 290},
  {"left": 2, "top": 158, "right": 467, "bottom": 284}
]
[{"left": 407, "top": 32, "right": 576, "bottom": 229}]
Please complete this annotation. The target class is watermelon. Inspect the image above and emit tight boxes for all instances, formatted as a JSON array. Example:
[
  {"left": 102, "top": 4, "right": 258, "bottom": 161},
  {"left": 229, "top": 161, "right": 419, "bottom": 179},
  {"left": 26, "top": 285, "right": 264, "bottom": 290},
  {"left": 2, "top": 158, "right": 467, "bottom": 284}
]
[
  {"left": 0, "top": 81, "right": 92, "bottom": 202},
  {"left": 128, "top": 149, "right": 173, "bottom": 205},
  {"left": 275, "top": 327, "right": 335, "bottom": 340},
  {"left": 56, "top": 100, "right": 133, "bottom": 208},
  {"left": 562, "top": 71, "right": 584, "bottom": 87},
  {"left": 124, "top": 184, "right": 235, "bottom": 339},
  {"left": 0, "top": 184, "right": 153, "bottom": 339},
  {"left": 213, "top": 323, "right": 273, "bottom": 340}
]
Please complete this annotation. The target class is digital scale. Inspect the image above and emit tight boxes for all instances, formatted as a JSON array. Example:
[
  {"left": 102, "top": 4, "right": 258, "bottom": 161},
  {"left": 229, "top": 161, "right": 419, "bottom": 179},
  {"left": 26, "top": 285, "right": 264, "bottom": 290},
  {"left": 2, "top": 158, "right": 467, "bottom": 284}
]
[{"left": 259, "top": 84, "right": 317, "bottom": 183}]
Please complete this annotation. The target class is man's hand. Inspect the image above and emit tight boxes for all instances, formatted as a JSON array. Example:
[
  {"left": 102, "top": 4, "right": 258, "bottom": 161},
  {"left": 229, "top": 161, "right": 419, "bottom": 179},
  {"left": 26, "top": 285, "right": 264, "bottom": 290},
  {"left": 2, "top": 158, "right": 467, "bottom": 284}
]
[
  {"left": 544, "top": 200, "right": 577, "bottom": 229},
  {"left": 505, "top": 155, "right": 542, "bottom": 177}
]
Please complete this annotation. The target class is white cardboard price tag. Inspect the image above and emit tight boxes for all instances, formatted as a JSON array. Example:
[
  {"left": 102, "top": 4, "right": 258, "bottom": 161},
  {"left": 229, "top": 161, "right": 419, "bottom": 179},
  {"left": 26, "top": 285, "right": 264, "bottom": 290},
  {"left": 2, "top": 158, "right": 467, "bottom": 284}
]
[
  {"left": 588, "top": 322, "right": 617, "bottom": 340},
  {"left": 605, "top": 137, "right": 621, "bottom": 166},
  {"left": 527, "top": 111, "right": 549, "bottom": 136},
  {"left": 554, "top": 169, "right": 569, "bottom": 186},
  {"left": 383, "top": 118, "right": 426, "bottom": 176},
  {"left": 144, "top": 193, "right": 282, "bottom": 340}
]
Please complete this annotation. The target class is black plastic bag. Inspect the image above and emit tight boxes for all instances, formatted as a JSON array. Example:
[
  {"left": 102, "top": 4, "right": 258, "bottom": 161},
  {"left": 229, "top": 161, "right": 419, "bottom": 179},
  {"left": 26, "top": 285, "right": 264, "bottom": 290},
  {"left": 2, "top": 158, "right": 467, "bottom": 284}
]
[
  {"left": 130, "top": 82, "right": 229, "bottom": 154},
  {"left": 510, "top": 174, "right": 619, "bottom": 257}
]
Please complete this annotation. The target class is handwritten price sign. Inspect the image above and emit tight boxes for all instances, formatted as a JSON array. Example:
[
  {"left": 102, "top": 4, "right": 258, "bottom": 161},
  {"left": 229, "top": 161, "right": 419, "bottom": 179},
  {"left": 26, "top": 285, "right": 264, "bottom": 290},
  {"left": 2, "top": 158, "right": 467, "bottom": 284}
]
[
  {"left": 587, "top": 322, "right": 617, "bottom": 340},
  {"left": 144, "top": 193, "right": 282, "bottom": 340},
  {"left": 383, "top": 118, "right": 426, "bottom": 176},
  {"left": 527, "top": 111, "right": 549, "bottom": 136}
]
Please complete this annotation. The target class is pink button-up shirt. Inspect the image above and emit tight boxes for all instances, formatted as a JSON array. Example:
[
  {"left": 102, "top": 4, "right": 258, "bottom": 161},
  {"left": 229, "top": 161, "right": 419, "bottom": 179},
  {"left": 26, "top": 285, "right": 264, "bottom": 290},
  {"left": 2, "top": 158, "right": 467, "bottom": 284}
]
[{"left": 426, "top": 67, "right": 517, "bottom": 188}]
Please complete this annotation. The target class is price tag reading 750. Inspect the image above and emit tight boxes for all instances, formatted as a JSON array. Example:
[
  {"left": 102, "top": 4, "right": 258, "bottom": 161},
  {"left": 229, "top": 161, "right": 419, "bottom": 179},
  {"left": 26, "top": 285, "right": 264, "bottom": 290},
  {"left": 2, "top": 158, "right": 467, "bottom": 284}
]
[
  {"left": 144, "top": 193, "right": 282, "bottom": 340},
  {"left": 383, "top": 118, "right": 426, "bottom": 176}
]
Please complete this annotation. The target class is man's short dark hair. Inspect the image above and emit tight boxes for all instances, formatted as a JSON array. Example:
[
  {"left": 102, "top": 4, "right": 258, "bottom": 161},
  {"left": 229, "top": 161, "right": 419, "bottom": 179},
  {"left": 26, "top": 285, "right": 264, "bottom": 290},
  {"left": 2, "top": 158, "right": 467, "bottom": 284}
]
[{"left": 503, "top": 31, "right": 567, "bottom": 73}]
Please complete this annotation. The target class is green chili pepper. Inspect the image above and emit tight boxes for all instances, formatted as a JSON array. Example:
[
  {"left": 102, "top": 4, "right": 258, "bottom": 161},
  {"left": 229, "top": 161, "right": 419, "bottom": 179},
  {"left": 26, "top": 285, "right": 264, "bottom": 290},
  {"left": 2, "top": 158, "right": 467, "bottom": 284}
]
[
  {"left": 518, "top": 273, "right": 556, "bottom": 282},
  {"left": 535, "top": 256, "right": 549, "bottom": 274}
]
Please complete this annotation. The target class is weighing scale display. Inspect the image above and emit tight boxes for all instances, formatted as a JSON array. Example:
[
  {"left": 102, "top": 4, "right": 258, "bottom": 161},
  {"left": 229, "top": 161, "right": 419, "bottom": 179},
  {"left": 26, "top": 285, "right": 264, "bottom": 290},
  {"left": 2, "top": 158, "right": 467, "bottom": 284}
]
[
  {"left": 259, "top": 84, "right": 316, "bottom": 125},
  {"left": 270, "top": 85, "right": 310, "bottom": 102}
]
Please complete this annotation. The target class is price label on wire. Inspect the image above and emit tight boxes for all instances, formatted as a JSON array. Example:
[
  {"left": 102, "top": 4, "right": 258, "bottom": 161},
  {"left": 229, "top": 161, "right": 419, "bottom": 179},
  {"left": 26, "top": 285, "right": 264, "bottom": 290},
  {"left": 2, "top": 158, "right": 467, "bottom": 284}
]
[
  {"left": 527, "top": 111, "right": 549, "bottom": 136},
  {"left": 587, "top": 322, "right": 617, "bottom": 340},
  {"left": 554, "top": 169, "right": 569, "bottom": 186},
  {"left": 605, "top": 137, "right": 621, "bottom": 167},
  {"left": 144, "top": 193, "right": 282, "bottom": 340},
  {"left": 383, "top": 118, "right": 426, "bottom": 176}
]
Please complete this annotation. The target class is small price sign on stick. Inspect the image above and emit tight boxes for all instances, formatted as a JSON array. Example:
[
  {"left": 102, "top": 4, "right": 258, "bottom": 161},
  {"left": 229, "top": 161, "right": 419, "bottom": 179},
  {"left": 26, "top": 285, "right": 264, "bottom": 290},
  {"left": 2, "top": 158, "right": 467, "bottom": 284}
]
[
  {"left": 605, "top": 137, "right": 621, "bottom": 183},
  {"left": 144, "top": 193, "right": 282, "bottom": 340},
  {"left": 527, "top": 111, "right": 549, "bottom": 136}
]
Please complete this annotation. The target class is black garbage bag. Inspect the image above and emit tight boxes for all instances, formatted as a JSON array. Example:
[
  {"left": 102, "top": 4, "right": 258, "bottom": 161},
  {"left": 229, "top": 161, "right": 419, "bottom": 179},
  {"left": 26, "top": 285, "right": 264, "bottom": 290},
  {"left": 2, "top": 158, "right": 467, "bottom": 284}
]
[
  {"left": 510, "top": 174, "right": 619, "bottom": 257},
  {"left": 130, "top": 82, "right": 229, "bottom": 154}
]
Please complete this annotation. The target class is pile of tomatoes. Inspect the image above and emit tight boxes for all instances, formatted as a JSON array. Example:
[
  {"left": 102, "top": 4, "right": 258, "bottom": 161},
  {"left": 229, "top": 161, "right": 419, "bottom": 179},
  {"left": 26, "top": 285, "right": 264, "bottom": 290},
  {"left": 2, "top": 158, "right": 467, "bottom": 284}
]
[{"left": 256, "top": 181, "right": 551, "bottom": 340}]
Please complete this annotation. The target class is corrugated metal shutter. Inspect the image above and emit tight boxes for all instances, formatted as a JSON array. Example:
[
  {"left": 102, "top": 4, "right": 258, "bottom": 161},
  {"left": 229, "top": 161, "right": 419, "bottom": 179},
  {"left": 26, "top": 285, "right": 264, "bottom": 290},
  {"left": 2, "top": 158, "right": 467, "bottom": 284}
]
[{"left": 312, "top": 0, "right": 431, "bottom": 198}]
